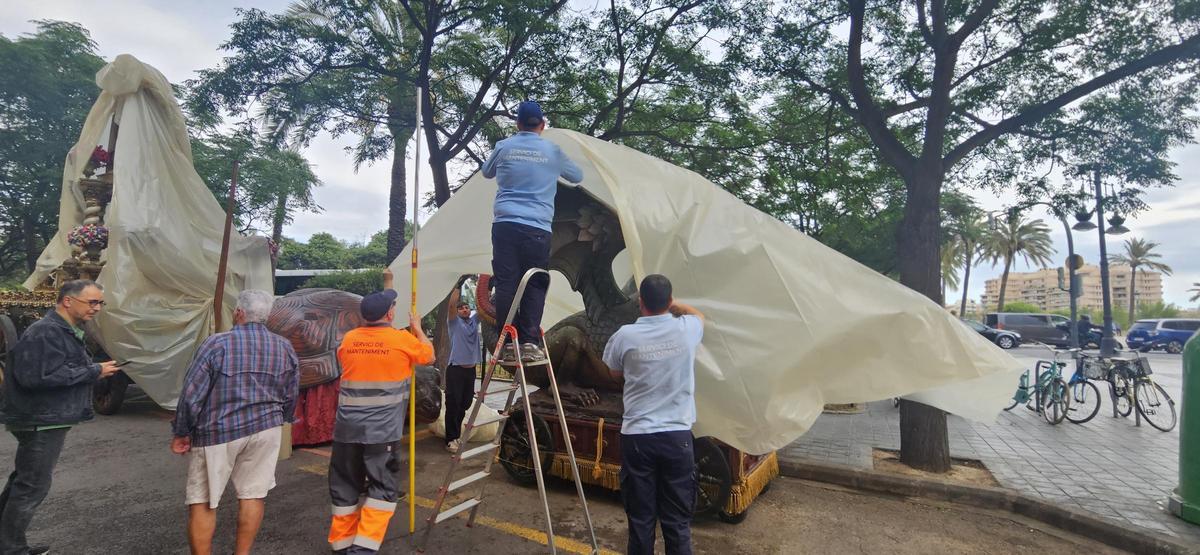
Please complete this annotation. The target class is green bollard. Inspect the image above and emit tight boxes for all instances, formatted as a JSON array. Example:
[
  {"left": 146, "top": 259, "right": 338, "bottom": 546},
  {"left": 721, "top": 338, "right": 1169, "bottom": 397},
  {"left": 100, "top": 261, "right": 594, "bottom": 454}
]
[{"left": 1170, "top": 333, "right": 1200, "bottom": 524}]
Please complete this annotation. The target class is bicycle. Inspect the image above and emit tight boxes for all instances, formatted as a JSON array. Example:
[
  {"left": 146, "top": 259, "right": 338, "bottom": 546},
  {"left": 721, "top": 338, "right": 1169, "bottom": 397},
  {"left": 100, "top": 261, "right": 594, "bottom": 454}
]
[
  {"left": 1004, "top": 350, "right": 1070, "bottom": 425},
  {"left": 1052, "top": 348, "right": 1104, "bottom": 424},
  {"left": 1079, "top": 352, "right": 1177, "bottom": 432}
]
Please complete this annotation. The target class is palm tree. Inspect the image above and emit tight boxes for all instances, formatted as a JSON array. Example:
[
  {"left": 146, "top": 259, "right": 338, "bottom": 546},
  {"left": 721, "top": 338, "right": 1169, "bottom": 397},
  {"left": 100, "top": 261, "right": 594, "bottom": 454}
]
[
  {"left": 984, "top": 215, "right": 1056, "bottom": 311},
  {"left": 952, "top": 215, "right": 987, "bottom": 318},
  {"left": 1109, "top": 238, "right": 1173, "bottom": 323},
  {"left": 1190, "top": 282, "right": 1200, "bottom": 303},
  {"left": 941, "top": 238, "right": 963, "bottom": 306}
]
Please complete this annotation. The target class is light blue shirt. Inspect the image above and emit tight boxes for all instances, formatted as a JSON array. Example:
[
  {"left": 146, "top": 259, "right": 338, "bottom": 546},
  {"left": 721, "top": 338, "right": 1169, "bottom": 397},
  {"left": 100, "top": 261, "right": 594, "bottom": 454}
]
[
  {"left": 481, "top": 131, "right": 583, "bottom": 231},
  {"left": 602, "top": 314, "right": 704, "bottom": 435},
  {"left": 447, "top": 312, "right": 481, "bottom": 366}
]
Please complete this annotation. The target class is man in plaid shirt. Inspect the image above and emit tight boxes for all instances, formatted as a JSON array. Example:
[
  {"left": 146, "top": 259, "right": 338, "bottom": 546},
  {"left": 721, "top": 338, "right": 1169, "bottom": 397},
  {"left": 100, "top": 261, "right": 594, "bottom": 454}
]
[{"left": 171, "top": 289, "right": 299, "bottom": 555}]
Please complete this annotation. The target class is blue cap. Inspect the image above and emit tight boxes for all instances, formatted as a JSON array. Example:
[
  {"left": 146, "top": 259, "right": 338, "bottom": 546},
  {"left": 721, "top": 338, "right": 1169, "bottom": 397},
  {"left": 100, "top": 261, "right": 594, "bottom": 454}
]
[
  {"left": 517, "top": 100, "right": 544, "bottom": 127},
  {"left": 360, "top": 289, "right": 398, "bottom": 321}
]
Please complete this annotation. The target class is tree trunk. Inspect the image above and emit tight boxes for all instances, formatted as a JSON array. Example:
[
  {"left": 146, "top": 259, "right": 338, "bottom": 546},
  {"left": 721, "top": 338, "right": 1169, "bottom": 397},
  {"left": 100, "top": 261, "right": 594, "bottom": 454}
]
[
  {"left": 896, "top": 169, "right": 951, "bottom": 473},
  {"left": 428, "top": 150, "right": 453, "bottom": 208},
  {"left": 959, "top": 249, "right": 974, "bottom": 318},
  {"left": 22, "top": 214, "right": 40, "bottom": 273},
  {"left": 386, "top": 97, "right": 416, "bottom": 260},
  {"left": 996, "top": 257, "right": 1012, "bottom": 311},
  {"left": 271, "top": 193, "right": 288, "bottom": 246},
  {"left": 1128, "top": 266, "right": 1138, "bottom": 324}
]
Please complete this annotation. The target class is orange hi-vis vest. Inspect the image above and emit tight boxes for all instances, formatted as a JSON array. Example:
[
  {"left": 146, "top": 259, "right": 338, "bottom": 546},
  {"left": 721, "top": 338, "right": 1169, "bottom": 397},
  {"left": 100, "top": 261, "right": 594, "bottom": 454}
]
[{"left": 333, "top": 323, "right": 434, "bottom": 445}]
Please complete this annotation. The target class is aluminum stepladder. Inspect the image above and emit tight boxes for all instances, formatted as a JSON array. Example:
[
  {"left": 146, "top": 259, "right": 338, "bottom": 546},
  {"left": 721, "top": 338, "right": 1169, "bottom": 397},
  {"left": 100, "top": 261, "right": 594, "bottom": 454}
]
[{"left": 417, "top": 268, "right": 599, "bottom": 554}]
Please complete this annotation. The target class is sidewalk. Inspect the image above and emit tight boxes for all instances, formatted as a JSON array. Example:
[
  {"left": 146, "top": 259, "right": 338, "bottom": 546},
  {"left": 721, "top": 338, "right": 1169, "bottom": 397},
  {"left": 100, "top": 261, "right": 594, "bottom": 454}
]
[{"left": 780, "top": 398, "right": 1200, "bottom": 543}]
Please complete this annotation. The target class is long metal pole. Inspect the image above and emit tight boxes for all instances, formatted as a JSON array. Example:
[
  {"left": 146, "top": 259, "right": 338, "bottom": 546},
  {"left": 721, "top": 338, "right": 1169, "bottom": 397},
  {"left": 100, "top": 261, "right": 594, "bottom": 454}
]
[
  {"left": 1094, "top": 170, "right": 1117, "bottom": 357},
  {"left": 1056, "top": 213, "right": 1080, "bottom": 350},
  {"left": 409, "top": 86, "right": 422, "bottom": 534},
  {"left": 213, "top": 160, "right": 238, "bottom": 332}
]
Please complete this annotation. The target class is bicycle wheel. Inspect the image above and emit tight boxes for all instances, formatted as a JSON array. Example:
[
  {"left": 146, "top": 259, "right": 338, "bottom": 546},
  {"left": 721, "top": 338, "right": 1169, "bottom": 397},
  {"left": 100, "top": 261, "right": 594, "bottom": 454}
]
[
  {"left": 1065, "top": 380, "right": 1101, "bottom": 424},
  {"left": 1135, "top": 381, "right": 1177, "bottom": 432},
  {"left": 1110, "top": 377, "right": 1133, "bottom": 418},
  {"left": 1042, "top": 378, "right": 1069, "bottom": 425}
]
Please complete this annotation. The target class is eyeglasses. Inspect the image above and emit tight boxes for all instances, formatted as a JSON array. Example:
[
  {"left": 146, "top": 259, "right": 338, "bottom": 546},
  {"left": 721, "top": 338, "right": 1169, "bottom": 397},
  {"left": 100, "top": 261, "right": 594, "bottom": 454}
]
[{"left": 68, "top": 296, "right": 106, "bottom": 308}]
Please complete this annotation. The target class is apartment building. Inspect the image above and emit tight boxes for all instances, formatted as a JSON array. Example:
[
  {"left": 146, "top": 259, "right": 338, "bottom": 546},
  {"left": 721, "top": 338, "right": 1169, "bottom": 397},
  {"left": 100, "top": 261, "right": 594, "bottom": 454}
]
[{"left": 981, "top": 264, "right": 1163, "bottom": 312}]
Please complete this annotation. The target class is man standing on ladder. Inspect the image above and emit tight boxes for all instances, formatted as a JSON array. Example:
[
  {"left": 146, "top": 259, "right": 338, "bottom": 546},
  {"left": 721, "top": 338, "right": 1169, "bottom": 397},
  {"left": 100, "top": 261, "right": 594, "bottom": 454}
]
[
  {"left": 327, "top": 269, "right": 434, "bottom": 554},
  {"left": 602, "top": 275, "right": 705, "bottom": 555},
  {"left": 482, "top": 100, "right": 583, "bottom": 363}
]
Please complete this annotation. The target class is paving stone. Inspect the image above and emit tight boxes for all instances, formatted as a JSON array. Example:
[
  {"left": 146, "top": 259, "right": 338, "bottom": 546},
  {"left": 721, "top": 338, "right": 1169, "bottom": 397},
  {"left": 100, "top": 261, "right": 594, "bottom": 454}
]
[{"left": 780, "top": 390, "right": 1200, "bottom": 544}]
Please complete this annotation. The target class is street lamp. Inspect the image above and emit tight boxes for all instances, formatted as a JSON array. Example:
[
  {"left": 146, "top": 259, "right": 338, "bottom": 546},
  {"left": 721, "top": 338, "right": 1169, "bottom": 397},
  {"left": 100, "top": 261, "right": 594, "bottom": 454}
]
[{"left": 1071, "top": 170, "right": 1129, "bottom": 357}]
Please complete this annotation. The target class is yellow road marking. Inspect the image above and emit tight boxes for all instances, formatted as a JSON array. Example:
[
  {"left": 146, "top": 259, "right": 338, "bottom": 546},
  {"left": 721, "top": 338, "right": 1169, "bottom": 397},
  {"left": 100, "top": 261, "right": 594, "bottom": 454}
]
[{"left": 295, "top": 463, "right": 617, "bottom": 554}]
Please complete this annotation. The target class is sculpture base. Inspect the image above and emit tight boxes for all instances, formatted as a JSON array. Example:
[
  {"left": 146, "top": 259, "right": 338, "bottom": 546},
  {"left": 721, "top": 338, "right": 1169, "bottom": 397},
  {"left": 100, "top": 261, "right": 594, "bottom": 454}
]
[{"left": 291, "top": 380, "right": 339, "bottom": 446}]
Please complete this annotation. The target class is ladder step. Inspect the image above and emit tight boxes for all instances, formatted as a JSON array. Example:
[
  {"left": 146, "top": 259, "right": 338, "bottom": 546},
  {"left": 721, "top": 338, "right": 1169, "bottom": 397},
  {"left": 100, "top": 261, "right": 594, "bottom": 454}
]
[
  {"left": 457, "top": 442, "right": 498, "bottom": 461},
  {"left": 479, "top": 384, "right": 519, "bottom": 398},
  {"left": 488, "top": 357, "right": 550, "bottom": 368},
  {"left": 467, "top": 412, "right": 507, "bottom": 429},
  {"left": 448, "top": 470, "right": 490, "bottom": 492},
  {"left": 435, "top": 498, "right": 481, "bottom": 524}
]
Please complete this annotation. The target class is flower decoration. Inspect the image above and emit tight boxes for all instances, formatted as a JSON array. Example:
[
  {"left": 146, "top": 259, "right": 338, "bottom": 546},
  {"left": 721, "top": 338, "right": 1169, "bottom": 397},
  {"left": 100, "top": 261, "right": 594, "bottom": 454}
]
[
  {"left": 266, "top": 237, "right": 280, "bottom": 262},
  {"left": 67, "top": 224, "right": 109, "bottom": 249},
  {"left": 83, "top": 145, "right": 111, "bottom": 177}
]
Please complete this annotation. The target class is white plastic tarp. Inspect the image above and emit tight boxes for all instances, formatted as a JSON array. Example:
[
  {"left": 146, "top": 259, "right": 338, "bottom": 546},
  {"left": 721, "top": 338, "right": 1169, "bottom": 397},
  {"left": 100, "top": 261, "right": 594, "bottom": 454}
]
[
  {"left": 389, "top": 128, "right": 1023, "bottom": 455},
  {"left": 24, "top": 55, "right": 274, "bottom": 409}
]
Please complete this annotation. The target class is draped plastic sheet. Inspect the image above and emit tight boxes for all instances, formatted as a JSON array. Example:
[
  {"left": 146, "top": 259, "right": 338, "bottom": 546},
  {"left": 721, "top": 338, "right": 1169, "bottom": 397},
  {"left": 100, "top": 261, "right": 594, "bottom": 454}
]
[
  {"left": 24, "top": 55, "right": 274, "bottom": 409},
  {"left": 397, "top": 131, "right": 1022, "bottom": 455}
]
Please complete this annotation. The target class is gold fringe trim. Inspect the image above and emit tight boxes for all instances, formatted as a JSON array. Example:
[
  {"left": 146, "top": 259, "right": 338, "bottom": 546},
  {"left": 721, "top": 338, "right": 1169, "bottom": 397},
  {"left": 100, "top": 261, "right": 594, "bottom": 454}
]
[
  {"left": 549, "top": 450, "right": 780, "bottom": 518},
  {"left": 550, "top": 454, "right": 622, "bottom": 491},
  {"left": 724, "top": 451, "right": 779, "bottom": 516},
  {"left": 592, "top": 418, "right": 606, "bottom": 482}
]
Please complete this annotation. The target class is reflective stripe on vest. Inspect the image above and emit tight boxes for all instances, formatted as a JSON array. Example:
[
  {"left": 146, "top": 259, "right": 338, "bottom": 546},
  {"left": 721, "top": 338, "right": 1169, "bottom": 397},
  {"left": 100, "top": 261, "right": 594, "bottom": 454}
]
[{"left": 339, "top": 379, "right": 409, "bottom": 408}]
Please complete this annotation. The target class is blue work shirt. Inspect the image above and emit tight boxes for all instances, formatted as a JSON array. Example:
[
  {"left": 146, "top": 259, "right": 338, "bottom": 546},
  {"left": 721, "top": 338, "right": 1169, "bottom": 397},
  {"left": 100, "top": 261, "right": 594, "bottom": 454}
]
[
  {"left": 481, "top": 131, "right": 584, "bottom": 232},
  {"left": 602, "top": 314, "right": 704, "bottom": 435},
  {"left": 447, "top": 312, "right": 481, "bottom": 367}
]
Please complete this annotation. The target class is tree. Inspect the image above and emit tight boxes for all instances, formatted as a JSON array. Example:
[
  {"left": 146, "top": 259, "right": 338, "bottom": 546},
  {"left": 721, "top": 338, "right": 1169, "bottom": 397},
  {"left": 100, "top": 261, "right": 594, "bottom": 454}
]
[
  {"left": 0, "top": 21, "right": 105, "bottom": 281},
  {"left": 397, "top": 0, "right": 571, "bottom": 206},
  {"left": 1135, "top": 301, "right": 1180, "bottom": 321},
  {"left": 1190, "top": 283, "right": 1200, "bottom": 303},
  {"left": 763, "top": 2, "right": 1200, "bottom": 471},
  {"left": 984, "top": 216, "right": 1055, "bottom": 311},
  {"left": 940, "top": 192, "right": 984, "bottom": 311},
  {"left": 189, "top": 1, "right": 419, "bottom": 259},
  {"left": 1109, "top": 238, "right": 1173, "bottom": 323},
  {"left": 513, "top": 0, "right": 764, "bottom": 195},
  {"left": 1002, "top": 301, "right": 1041, "bottom": 313},
  {"left": 190, "top": 127, "right": 322, "bottom": 244}
]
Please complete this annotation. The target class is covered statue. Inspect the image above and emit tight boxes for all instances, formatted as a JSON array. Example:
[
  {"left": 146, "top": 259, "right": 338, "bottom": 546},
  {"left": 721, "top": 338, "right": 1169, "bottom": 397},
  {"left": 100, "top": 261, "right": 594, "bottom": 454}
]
[{"left": 388, "top": 128, "right": 1022, "bottom": 456}]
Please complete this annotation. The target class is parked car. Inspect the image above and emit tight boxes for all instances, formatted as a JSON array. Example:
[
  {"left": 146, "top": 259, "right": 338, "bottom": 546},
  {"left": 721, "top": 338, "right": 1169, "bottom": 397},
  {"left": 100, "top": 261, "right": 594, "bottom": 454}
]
[
  {"left": 1126, "top": 318, "right": 1200, "bottom": 354},
  {"left": 985, "top": 313, "right": 1070, "bottom": 347},
  {"left": 961, "top": 319, "right": 1021, "bottom": 349}
]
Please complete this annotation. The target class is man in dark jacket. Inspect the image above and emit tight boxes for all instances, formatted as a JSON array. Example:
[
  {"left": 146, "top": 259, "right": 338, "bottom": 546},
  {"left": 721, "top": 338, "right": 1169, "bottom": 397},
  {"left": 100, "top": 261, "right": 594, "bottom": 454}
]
[{"left": 0, "top": 280, "right": 120, "bottom": 555}]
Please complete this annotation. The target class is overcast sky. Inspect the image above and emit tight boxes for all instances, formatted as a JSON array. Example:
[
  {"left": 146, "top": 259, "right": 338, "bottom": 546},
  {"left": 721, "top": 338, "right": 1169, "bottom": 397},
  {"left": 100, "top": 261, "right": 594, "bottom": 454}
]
[{"left": 4, "top": 0, "right": 1197, "bottom": 308}]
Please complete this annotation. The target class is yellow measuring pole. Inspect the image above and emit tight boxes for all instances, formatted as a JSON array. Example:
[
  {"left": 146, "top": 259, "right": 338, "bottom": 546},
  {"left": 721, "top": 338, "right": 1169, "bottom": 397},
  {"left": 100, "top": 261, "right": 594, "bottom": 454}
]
[{"left": 408, "top": 86, "right": 424, "bottom": 534}]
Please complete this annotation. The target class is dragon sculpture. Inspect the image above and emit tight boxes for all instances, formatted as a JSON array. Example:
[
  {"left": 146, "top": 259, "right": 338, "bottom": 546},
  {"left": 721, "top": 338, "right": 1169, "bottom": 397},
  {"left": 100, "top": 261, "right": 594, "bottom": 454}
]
[{"left": 479, "top": 185, "right": 639, "bottom": 409}]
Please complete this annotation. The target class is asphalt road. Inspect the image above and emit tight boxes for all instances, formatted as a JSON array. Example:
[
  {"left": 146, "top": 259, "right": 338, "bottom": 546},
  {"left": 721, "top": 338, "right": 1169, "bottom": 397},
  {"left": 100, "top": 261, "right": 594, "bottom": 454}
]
[{"left": 0, "top": 384, "right": 1130, "bottom": 554}]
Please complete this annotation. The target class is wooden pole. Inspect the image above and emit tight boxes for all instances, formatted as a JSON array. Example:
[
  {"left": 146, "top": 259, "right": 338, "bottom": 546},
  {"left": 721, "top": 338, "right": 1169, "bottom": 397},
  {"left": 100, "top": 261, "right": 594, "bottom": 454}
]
[
  {"left": 214, "top": 160, "right": 239, "bottom": 332},
  {"left": 409, "top": 86, "right": 422, "bottom": 534}
]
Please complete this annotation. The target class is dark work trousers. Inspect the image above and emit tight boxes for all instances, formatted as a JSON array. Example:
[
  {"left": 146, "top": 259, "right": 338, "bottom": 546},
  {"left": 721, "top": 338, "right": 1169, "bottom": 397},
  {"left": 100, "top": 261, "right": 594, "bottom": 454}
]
[
  {"left": 619, "top": 430, "right": 696, "bottom": 555},
  {"left": 0, "top": 428, "right": 69, "bottom": 555},
  {"left": 444, "top": 365, "right": 476, "bottom": 443},
  {"left": 491, "top": 221, "right": 551, "bottom": 344},
  {"left": 328, "top": 441, "right": 403, "bottom": 554}
]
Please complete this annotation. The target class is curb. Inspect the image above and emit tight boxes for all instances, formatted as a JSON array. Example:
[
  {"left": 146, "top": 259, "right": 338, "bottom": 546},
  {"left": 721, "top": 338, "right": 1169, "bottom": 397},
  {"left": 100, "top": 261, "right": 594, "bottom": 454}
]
[{"left": 778, "top": 459, "right": 1198, "bottom": 555}]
